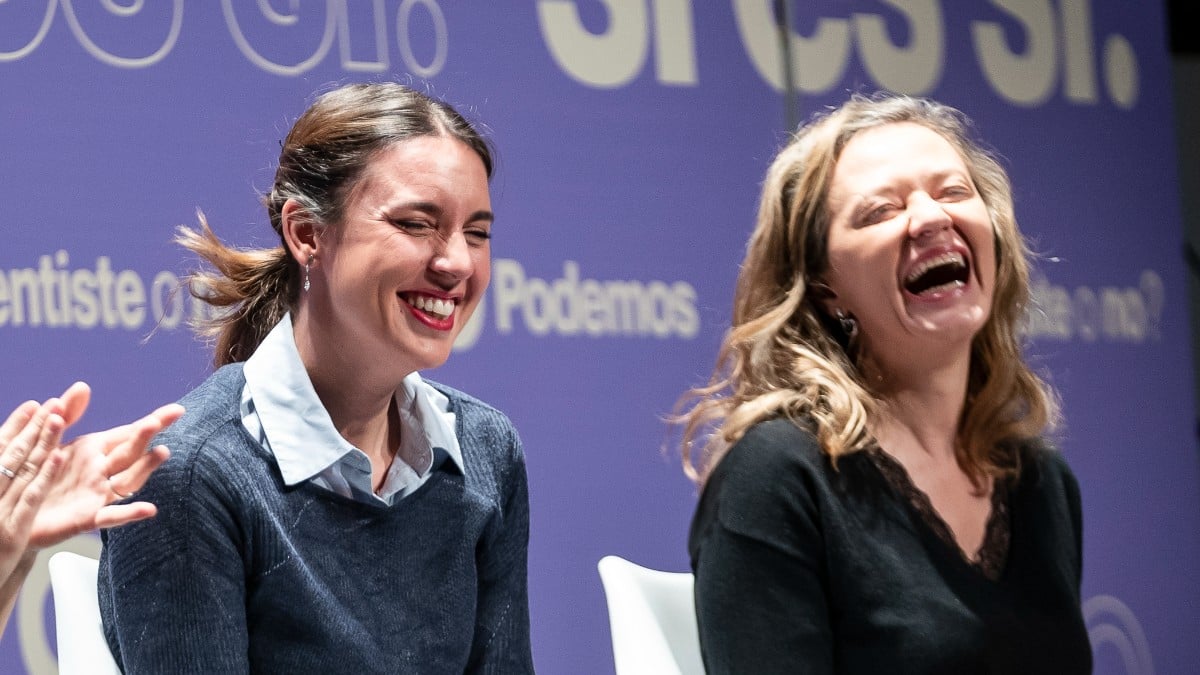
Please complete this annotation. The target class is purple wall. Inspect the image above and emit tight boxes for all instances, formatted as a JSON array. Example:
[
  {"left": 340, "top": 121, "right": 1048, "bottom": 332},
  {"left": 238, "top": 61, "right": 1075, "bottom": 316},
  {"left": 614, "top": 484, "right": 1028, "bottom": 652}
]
[{"left": 1, "top": 2, "right": 1194, "bottom": 673}]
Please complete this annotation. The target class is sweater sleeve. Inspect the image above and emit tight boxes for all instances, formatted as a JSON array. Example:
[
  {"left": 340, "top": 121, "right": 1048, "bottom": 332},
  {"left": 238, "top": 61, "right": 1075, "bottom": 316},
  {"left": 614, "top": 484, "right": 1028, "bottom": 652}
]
[
  {"left": 689, "top": 420, "right": 835, "bottom": 675},
  {"left": 466, "top": 416, "right": 534, "bottom": 674},
  {"left": 1051, "top": 450, "right": 1085, "bottom": 588},
  {"left": 1065, "top": 456, "right": 1084, "bottom": 583},
  {"left": 99, "top": 434, "right": 251, "bottom": 674}
]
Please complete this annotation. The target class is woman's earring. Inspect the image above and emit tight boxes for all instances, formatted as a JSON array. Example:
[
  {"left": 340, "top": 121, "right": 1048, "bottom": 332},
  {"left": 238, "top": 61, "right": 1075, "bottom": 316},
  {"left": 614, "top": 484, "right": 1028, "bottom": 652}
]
[
  {"left": 834, "top": 308, "right": 858, "bottom": 340},
  {"left": 304, "top": 255, "right": 313, "bottom": 293}
]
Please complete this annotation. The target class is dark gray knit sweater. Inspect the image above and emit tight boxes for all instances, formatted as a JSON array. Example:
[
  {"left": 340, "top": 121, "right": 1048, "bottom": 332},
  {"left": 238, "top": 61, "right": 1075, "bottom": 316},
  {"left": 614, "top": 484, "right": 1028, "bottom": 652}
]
[{"left": 99, "top": 364, "right": 533, "bottom": 674}]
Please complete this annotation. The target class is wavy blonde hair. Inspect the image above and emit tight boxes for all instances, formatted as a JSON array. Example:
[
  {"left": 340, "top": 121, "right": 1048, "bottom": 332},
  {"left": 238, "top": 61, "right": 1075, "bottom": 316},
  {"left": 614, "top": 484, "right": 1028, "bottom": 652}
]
[
  {"left": 178, "top": 83, "right": 493, "bottom": 366},
  {"left": 676, "top": 93, "right": 1056, "bottom": 486}
]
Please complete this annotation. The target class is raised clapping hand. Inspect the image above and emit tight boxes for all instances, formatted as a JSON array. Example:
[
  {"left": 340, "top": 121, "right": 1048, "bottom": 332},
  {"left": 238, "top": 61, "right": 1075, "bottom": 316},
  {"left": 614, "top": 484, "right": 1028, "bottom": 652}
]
[
  {"left": 0, "top": 382, "right": 183, "bottom": 627},
  {"left": 29, "top": 382, "right": 183, "bottom": 548},
  {"left": 0, "top": 395, "right": 67, "bottom": 584}
]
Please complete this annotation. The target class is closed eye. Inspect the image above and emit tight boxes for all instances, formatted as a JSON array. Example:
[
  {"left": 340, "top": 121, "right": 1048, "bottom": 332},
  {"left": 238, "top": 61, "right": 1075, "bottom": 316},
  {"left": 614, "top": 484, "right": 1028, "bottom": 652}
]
[
  {"left": 392, "top": 219, "right": 434, "bottom": 234},
  {"left": 938, "top": 184, "right": 974, "bottom": 201},
  {"left": 860, "top": 203, "right": 899, "bottom": 226},
  {"left": 465, "top": 227, "right": 491, "bottom": 244}
]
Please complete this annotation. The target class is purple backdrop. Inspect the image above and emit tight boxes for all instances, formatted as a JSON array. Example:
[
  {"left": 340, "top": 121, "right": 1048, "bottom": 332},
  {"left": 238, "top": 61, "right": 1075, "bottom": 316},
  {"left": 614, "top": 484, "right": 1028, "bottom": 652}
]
[{"left": 1, "top": 2, "right": 1195, "bottom": 673}]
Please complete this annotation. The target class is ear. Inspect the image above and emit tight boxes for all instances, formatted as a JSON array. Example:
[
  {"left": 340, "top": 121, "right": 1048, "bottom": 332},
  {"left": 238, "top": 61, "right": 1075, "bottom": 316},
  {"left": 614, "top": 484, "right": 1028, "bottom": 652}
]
[
  {"left": 280, "top": 198, "right": 318, "bottom": 266},
  {"left": 807, "top": 279, "right": 839, "bottom": 316}
]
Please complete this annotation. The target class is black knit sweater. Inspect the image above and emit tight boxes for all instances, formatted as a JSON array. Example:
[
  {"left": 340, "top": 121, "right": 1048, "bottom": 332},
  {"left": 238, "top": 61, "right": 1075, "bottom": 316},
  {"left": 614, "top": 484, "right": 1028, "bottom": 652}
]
[{"left": 689, "top": 418, "right": 1091, "bottom": 674}]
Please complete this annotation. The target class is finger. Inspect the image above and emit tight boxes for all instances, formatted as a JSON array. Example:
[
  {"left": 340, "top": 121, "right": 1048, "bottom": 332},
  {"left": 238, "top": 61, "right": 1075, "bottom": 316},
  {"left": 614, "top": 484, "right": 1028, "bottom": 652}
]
[
  {"left": 0, "top": 400, "right": 40, "bottom": 449},
  {"left": 0, "top": 401, "right": 41, "bottom": 489},
  {"left": 17, "top": 408, "right": 66, "bottom": 481},
  {"left": 0, "top": 410, "right": 63, "bottom": 510},
  {"left": 0, "top": 403, "right": 59, "bottom": 486},
  {"left": 106, "top": 446, "right": 169, "bottom": 499},
  {"left": 103, "top": 403, "right": 182, "bottom": 470},
  {"left": 92, "top": 502, "right": 158, "bottom": 530},
  {"left": 103, "top": 417, "right": 166, "bottom": 473},
  {"left": 58, "top": 381, "right": 92, "bottom": 428},
  {"left": 151, "top": 403, "right": 185, "bottom": 429},
  {"left": 7, "top": 448, "right": 66, "bottom": 532}
]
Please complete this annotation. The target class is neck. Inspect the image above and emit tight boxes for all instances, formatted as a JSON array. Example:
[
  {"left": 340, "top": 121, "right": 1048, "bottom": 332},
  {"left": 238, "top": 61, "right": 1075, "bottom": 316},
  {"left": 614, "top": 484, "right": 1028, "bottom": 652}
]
[
  {"left": 291, "top": 309, "right": 407, "bottom": 465},
  {"left": 868, "top": 346, "right": 972, "bottom": 464}
]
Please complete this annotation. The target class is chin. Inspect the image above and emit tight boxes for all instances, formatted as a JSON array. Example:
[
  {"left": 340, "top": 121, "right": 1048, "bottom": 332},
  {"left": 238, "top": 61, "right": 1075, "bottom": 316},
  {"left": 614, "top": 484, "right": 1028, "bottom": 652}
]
[
  {"left": 418, "top": 347, "right": 455, "bottom": 370},
  {"left": 904, "top": 313, "right": 986, "bottom": 342}
]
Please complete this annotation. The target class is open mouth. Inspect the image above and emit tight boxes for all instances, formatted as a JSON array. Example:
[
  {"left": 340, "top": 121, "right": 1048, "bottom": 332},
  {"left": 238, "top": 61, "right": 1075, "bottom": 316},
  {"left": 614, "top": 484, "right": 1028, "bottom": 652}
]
[
  {"left": 402, "top": 293, "right": 456, "bottom": 320},
  {"left": 903, "top": 251, "right": 970, "bottom": 296}
]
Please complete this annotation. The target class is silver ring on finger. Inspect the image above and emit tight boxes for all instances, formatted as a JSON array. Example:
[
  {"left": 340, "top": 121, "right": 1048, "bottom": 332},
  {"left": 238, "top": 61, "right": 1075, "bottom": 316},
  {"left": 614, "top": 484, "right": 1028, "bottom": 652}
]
[
  {"left": 108, "top": 476, "right": 132, "bottom": 500},
  {"left": 0, "top": 464, "right": 16, "bottom": 480}
]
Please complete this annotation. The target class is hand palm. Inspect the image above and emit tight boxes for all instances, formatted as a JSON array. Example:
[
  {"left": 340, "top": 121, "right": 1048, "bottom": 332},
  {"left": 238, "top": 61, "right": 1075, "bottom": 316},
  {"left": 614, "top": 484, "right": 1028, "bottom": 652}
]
[
  {"left": 28, "top": 427, "right": 126, "bottom": 549},
  {"left": 28, "top": 391, "right": 180, "bottom": 550}
]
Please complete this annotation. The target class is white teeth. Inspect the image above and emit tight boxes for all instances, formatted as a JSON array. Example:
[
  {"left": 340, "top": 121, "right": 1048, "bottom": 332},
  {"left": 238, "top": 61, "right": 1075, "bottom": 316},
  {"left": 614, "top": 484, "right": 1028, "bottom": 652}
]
[
  {"left": 905, "top": 251, "right": 965, "bottom": 284},
  {"left": 406, "top": 294, "right": 455, "bottom": 319}
]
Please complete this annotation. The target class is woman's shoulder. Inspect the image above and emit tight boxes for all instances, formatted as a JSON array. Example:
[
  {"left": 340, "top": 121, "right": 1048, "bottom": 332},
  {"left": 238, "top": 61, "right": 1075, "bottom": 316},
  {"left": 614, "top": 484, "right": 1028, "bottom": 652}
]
[
  {"left": 690, "top": 418, "right": 832, "bottom": 562},
  {"left": 425, "top": 380, "right": 525, "bottom": 475},
  {"left": 178, "top": 363, "right": 246, "bottom": 404},
  {"left": 714, "top": 417, "right": 826, "bottom": 483},
  {"left": 427, "top": 380, "right": 515, "bottom": 429},
  {"left": 154, "top": 365, "right": 269, "bottom": 487},
  {"left": 700, "top": 418, "right": 833, "bottom": 517},
  {"left": 159, "top": 364, "right": 248, "bottom": 453},
  {"left": 1017, "top": 439, "right": 1079, "bottom": 487},
  {"left": 1012, "top": 439, "right": 1083, "bottom": 522}
]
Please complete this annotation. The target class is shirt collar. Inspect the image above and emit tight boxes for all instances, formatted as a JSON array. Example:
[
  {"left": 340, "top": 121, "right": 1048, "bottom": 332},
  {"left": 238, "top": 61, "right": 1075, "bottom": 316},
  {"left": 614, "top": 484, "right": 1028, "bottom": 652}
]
[{"left": 243, "top": 314, "right": 464, "bottom": 486}]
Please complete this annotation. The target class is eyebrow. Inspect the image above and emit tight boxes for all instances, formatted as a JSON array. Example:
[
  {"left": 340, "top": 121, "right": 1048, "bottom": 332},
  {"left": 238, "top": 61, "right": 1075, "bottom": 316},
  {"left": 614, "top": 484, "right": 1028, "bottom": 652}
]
[
  {"left": 844, "top": 197, "right": 885, "bottom": 225},
  {"left": 392, "top": 201, "right": 495, "bottom": 224},
  {"left": 851, "top": 167, "right": 971, "bottom": 202},
  {"left": 926, "top": 168, "right": 971, "bottom": 183}
]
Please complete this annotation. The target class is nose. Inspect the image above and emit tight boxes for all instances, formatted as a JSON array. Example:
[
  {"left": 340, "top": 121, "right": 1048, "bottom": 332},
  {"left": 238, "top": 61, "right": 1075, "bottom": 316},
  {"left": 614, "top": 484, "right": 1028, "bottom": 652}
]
[
  {"left": 907, "top": 192, "right": 952, "bottom": 240},
  {"left": 430, "top": 231, "right": 473, "bottom": 281}
]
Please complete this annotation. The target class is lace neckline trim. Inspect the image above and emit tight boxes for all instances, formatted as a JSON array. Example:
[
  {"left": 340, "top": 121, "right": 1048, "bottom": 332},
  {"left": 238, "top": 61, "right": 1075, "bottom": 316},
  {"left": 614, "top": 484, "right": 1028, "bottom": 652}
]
[{"left": 867, "top": 447, "right": 1010, "bottom": 581}]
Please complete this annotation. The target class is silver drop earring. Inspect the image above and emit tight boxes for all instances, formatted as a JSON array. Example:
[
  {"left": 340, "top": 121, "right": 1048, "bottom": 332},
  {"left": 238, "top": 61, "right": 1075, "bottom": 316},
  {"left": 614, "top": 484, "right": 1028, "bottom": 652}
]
[
  {"left": 304, "top": 255, "right": 313, "bottom": 292},
  {"left": 834, "top": 308, "right": 858, "bottom": 340}
]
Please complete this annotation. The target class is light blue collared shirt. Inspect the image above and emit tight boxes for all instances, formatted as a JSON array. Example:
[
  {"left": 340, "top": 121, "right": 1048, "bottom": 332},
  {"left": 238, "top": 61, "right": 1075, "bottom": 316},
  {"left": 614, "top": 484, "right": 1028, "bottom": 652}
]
[{"left": 240, "top": 314, "right": 464, "bottom": 506}]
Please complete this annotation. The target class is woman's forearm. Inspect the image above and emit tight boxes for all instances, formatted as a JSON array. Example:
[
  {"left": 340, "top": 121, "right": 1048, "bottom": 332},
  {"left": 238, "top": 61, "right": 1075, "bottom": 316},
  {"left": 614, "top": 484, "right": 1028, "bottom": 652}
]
[{"left": 0, "top": 549, "right": 38, "bottom": 638}]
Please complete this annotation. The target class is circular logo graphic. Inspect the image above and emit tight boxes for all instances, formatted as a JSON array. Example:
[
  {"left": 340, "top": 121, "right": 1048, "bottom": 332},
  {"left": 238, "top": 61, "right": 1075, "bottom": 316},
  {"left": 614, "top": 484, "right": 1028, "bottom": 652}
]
[{"left": 1084, "top": 594, "right": 1154, "bottom": 674}]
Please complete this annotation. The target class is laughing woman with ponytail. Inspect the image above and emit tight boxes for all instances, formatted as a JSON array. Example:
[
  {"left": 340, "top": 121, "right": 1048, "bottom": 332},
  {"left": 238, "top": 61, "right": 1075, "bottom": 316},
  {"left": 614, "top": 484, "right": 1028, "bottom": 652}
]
[{"left": 99, "top": 83, "right": 533, "bottom": 674}]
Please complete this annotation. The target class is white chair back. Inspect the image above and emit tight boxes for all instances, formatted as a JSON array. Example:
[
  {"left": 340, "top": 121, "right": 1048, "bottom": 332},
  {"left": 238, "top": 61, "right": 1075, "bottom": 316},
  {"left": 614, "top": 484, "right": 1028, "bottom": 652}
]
[
  {"left": 597, "top": 555, "right": 705, "bottom": 675},
  {"left": 48, "top": 551, "right": 122, "bottom": 675}
]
